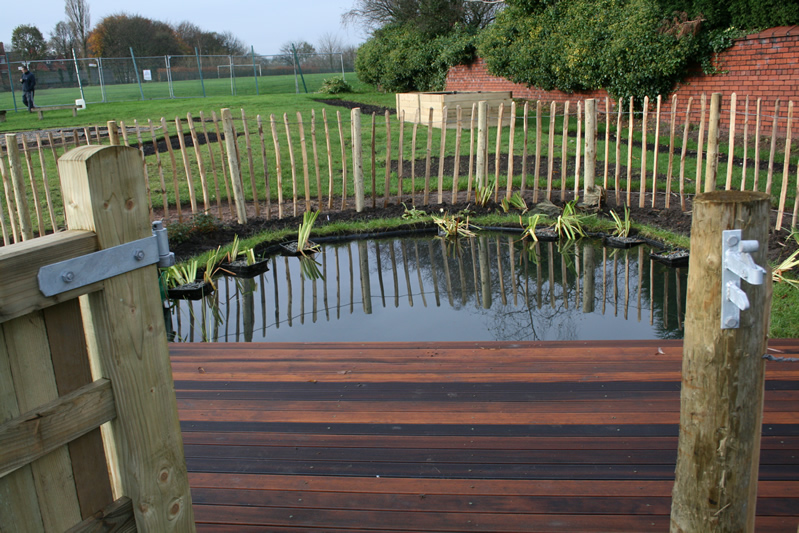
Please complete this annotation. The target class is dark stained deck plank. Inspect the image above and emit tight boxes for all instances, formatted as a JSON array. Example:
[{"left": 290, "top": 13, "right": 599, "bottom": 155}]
[{"left": 170, "top": 340, "right": 799, "bottom": 532}]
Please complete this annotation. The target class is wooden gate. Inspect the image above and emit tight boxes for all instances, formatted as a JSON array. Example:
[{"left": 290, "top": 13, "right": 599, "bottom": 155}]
[{"left": 0, "top": 146, "right": 194, "bottom": 532}]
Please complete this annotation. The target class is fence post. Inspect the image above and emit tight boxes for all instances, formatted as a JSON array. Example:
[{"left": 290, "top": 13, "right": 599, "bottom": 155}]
[
  {"left": 476, "top": 101, "right": 488, "bottom": 192},
  {"left": 107, "top": 121, "right": 120, "bottom": 146},
  {"left": 221, "top": 108, "right": 248, "bottom": 223},
  {"left": 704, "top": 93, "right": 722, "bottom": 193},
  {"left": 584, "top": 98, "right": 598, "bottom": 204},
  {"left": 670, "top": 190, "right": 771, "bottom": 533},
  {"left": 351, "top": 108, "right": 365, "bottom": 212},
  {"left": 58, "top": 145, "right": 195, "bottom": 531},
  {"left": 5, "top": 134, "right": 33, "bottom": 241}
]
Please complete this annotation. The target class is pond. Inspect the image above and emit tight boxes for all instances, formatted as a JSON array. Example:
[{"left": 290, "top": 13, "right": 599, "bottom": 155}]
[{"left": 166, "top": 232, "right": 687, "bottom": 343}]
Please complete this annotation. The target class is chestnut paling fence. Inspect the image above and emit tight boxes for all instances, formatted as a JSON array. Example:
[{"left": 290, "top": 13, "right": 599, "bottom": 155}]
[{"left": 1, "top": 92, "right": 798, "bottom": 246}]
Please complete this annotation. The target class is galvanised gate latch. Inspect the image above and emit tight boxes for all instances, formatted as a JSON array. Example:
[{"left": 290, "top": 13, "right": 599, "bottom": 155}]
[
  {"left": 721, "top": 229, "right": 766, "bottom": 329},
  {"left": 37, "top": 221, "right": 176, "bottom": 297}
]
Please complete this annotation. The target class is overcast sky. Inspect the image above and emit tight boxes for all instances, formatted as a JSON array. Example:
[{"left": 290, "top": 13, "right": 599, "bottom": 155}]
[{"left": 1, "top": 0, "right": 364, "bottom": 56}]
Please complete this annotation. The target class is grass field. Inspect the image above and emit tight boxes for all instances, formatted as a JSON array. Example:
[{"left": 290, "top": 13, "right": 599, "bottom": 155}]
[{"left": 0, "top": 71, "right": 358, "bottom": 111}]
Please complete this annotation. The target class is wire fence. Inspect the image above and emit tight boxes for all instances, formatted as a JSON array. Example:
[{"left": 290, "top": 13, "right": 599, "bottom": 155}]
[{"left": 0, "top": 51, "right": 352, "bottom": 111}]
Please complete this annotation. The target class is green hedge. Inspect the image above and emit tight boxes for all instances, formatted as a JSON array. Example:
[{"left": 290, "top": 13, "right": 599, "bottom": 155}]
[
  {"left": 355, "top": 24, "right": 478, "bottom": 93},
  {"left": 478, "top": 0, "right": 700, "bottom": 101}
]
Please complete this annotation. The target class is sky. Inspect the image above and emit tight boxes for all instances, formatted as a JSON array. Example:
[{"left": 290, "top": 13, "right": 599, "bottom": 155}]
[{"left": 1, "top": 0, "right": 365, "bottom": 56}]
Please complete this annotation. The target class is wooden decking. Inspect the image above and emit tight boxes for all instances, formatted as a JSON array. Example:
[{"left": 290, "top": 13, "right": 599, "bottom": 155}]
[{"left": 170, "top": 340, "right": 799, "bottom": 532}]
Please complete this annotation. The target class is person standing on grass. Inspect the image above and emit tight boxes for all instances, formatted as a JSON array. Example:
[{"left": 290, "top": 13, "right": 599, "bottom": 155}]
[{"left": 21, "top": 66, "right": 36, "bottom": 112}]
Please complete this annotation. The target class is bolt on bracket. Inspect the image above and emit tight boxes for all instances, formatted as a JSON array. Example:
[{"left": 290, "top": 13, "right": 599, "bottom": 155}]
[
  {"left": 721, "top": 229, "right": 766, "bottom": 329},
  {"left": 38, "top": 220, "right": 175, "bottom": 297}
]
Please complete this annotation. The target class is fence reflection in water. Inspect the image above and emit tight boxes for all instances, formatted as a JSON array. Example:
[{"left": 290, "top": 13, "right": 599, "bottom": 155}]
[{"left": 167, "top": 233, "right": 687, "bottom": 343}]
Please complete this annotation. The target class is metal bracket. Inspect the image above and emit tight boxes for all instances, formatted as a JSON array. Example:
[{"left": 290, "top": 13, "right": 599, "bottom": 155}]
[
  {"left": 38, "top": 221, "right": 175, "bottom": 297},
  {"left": 721, "top": 229, "right": 766, "bottom": 329}
]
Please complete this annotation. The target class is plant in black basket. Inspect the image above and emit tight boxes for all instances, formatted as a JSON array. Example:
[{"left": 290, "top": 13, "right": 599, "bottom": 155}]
[{"left": 282, "top": 210, "right": 322, "bottom": 256}]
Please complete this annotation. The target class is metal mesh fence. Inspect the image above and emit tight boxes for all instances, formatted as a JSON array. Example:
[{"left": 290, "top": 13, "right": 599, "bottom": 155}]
[{"left": 1, "top": 51, "right": 353, "bottom": 111}]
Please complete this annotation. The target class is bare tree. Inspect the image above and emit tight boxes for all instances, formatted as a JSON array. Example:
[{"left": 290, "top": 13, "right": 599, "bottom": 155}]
[
  {"left": 49, "top": 21, "right": 75, "bottom": 58},
  {"left": 65, "top": 0, "right": 91, "bottom": 56},
  {"left": 343, "top": 0, "right": 500, "bottom": 34},
  {"left": 317, "top": 32, "right": 344, "bottom": 70}
]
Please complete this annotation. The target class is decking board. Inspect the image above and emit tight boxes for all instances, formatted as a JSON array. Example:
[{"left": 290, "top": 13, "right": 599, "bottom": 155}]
[{"left": 171, "top": 340, "right": 799, "bottom": 532}]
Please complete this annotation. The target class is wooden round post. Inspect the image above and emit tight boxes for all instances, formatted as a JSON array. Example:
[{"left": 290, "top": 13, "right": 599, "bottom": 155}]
[
  {"left": 107, "top": 121, "right": 120, "bottom": 146},
  {"left": 584, "top": 98, "right": 597, "bottom": 199},
  {"left": 670, "top": 190, "right": 771, "bottom": 533},
  {"left": 220, "top": 108, "right": 248, "bottom": 223},
  {"left": 476, "top": 101, "right": 488, "bottom": 191},
  {"left": 351, "top": 107, "right": 365, "bottom": 212},
  {"left": 704, "top": 93, "right": 722, "bottom": 193},
  {"left": 5, "top": 134, "right": 33, "bottom": 241}
]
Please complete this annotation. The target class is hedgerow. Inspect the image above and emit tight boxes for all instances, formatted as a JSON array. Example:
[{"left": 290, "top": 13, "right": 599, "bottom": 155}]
[{"left": 355, "top": 24, "right": 478, "bottom": 93}]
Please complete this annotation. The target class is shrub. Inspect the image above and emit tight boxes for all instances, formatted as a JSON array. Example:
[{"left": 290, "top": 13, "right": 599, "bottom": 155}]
[
  {"left": 317, "top": 76, "right": 353, "bottom": 94},
  {"left": 478, "top": 0, "right": 700, "bottom": 101},
  {"left": 355, "top": 23, "right": 478, "bottom": 92}
]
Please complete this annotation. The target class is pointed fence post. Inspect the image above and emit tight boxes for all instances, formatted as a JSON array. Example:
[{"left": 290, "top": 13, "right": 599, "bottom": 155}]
[
  {"left": 221, "top": 108, "right": 248, "bottom": 223},
  {"left": 670, "top": 190, "right": 771, "bottom": 533},
  {"left": 351, "top": 107, "right": 365, "bottom": 212}
]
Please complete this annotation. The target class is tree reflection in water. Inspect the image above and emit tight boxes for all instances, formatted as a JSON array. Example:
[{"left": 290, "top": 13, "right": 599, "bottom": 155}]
[{"left": 167, "top": 232, "right": 687, "bottom": 343}]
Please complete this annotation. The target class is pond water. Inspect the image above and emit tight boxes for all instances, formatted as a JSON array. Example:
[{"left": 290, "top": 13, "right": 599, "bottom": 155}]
[{"left": 166, "top": 232, "right": 687, "bottom": 343}]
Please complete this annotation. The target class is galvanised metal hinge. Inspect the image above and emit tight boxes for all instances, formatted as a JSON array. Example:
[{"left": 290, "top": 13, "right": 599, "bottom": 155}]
[
  {"left": 38, "top": 221, "right": 176, "bottom": 297},
  {"left": 721, "top": 229, "right": 766, "bottom": 329}
]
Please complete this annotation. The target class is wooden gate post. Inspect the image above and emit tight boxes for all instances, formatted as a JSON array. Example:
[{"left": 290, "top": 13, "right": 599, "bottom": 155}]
[
  {"left": 670, "top": 190, "right": 771, "bottom": 533},
  {"left": 58, "top": 145, "right": 195, "bottom": 531},
  {"left": 351, "top": 107, "right": 365, "bottom": 212}
]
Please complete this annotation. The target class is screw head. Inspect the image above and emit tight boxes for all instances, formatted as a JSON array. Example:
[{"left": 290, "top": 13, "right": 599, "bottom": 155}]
[
  {"left": 724, "top": 317, "right": 739, "bottom": 328},
  {"left": 133, "top": 249, "right": 146, "bottom": 261},
  {"left": 61, "top": 271, "right": 75, "bottom": 283},
  {"left": 726, "top": 235, "right": 739, "bottom": 247}
]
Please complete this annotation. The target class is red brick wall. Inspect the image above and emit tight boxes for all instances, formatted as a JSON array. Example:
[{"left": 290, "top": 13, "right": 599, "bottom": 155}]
[{"left": 446, "top": 26, "right": 799, "bottom": 134}]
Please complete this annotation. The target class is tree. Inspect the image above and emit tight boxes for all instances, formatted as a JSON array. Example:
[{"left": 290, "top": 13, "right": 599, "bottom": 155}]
[
  {"left": 65, "top": 0, "right": 91, "bottom": 57},
  {"left": 49, "top": 21, "right": 75, "bottom": 58},
  {"left": 88, "top": 13, "right": 185, "bottom": 82},
  {"left": 343, "top": 0, "right": 500, "bottom": 36},
  {"left": 279, "top": 40, "right": 316, "bottom": 65},
  {"left": 11, "top": 24, "right": 48, "bottom": 61},
  {"left": 317, "top": 32, "right": 345, "bottom": 70},
  {"left": 174, "top": 22, "right": 247, "bottom": 56},
  {"left": 88, "top": 13, "right": 185, "bottom": 58}
]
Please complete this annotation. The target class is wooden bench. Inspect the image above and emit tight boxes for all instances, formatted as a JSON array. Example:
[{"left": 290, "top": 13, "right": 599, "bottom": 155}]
[{"left": 37, "top": 104, "right": 80, "bottom": 119}]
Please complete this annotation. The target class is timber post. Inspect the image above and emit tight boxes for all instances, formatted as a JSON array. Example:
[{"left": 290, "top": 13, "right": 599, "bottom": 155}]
[
  {"left": 221, "top": 108, "right": 248, "bottom": 223},
  {"left": 670, "top": 190, "right": 771, "bottom": 533},
  {"left": 107, "top": 120, "right": 120, "bottom": 146},
  {"left": 476, "top": 101, "right": 488, "bottom": 192},
  {"left": 5, "top": 134, "right": 33, "bottom": 241},
  {"left": 583, "top": 98, "right": 599, "bottom": 206},
  {"left": 704, "top": 93, "right": 722, "bottom": 193},
  {"left": 351, "top": 107, "right": 365, "bottom": 212},
  {"left": 58, "top": 145, "right": 195, "bottom": 531}
]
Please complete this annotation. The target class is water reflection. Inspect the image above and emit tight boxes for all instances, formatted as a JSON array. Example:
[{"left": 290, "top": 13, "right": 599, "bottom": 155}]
[{"left": 167, "top": 233, "right": 687, "bottom": 343}]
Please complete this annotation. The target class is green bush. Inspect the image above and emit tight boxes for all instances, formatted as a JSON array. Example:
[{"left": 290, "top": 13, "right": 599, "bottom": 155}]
[
  {"left": 355, "top": 24, "right": 478, "bottom": 93},
  {"left": 317, "top": 77, "right": 353, "bottom": 94},
  {"left": 478, "top": 0, "right": 699, "bottom": 101}
]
